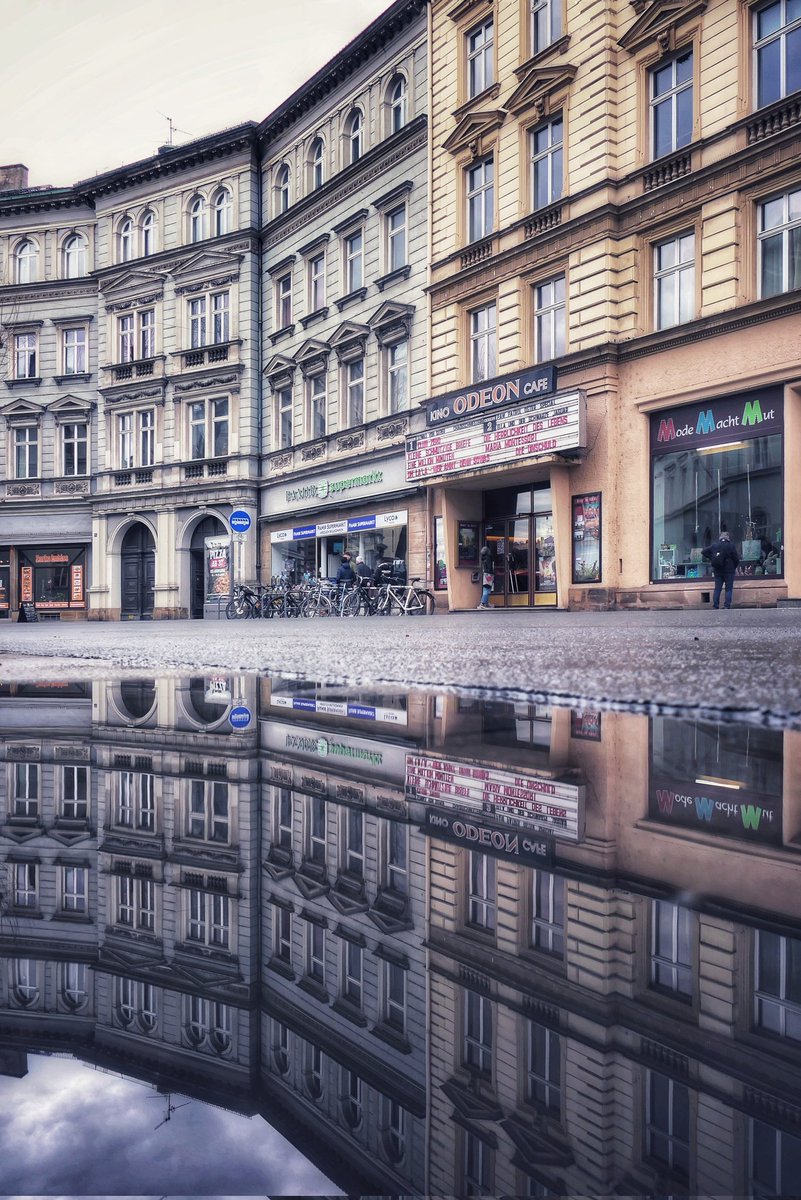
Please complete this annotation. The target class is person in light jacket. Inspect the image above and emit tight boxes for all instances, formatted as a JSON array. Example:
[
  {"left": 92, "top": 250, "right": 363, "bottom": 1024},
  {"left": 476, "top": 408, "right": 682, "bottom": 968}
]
[{"left": 478, "top": 544, "right": 494, "bottom": 609}]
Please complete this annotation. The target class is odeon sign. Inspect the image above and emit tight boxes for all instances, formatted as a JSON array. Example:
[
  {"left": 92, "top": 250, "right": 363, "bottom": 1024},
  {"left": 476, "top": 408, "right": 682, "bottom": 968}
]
[{"left": 425, "top": 364, "right": 556, "bottom": 427}]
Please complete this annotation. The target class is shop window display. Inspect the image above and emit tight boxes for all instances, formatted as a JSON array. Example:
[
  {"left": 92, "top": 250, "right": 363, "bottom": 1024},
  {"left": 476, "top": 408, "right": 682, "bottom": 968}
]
[{"left": 271, "top": 525, "right": 406, "bottom": 584}]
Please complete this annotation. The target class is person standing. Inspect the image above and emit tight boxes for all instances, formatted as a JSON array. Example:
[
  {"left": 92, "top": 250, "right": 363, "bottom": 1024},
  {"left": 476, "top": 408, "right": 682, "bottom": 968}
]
[
  {"left": 354, "top": 556, "right": 371, "bottom": 582},
  {"left": 702, "top": 531, "right": 740, "bottom": 609},
  {"left": 478, "top": 543, "right": 494, "bottom": 609}
]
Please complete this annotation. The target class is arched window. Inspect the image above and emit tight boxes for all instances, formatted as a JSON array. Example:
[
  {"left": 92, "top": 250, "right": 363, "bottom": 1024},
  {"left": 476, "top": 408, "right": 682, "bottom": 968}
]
[
  {"left": 276, "top": 164, "right": 291, "bottom": 214},
  {"left": 15, "top": 239, "right": 38, "bottom": 284},
  {"left": 185, "top": 994, "right": 207, "bottom": 1045},
  {"left": 381, "top": 1097, "right": 406, "bottom": 1164},
  {"left": 310, "top": 138, "right": 325, "bottom": 191},
  {"left": 209, "top": 1002, "right": 232, "bottom": 1054},
  {"left": 388, "top": 75, "right": 408, "bottom": 134},
  {"left": 12, "top": 959, "right": 39, "bottom": 1008},
  {"left": 119, "top": 217, "right": 133, "bottom": 263},
  {"left": 141, "top": 210, "right": 155, "bottom": 257},
  {"left": 60, "top": 962, "right": 88, "bottom": 1011},
  {"left": 115, "top": 977, "right": 135, "bottom": 1027},
  {"left": 213, "top": 187, "right": 232, "bottom": 237},
  {"left": 138, "top": 983, "right": 157, "bottom": 1033},
  {"left": 63, "top": 234, "right": 87, "bottom": 279},
  {"left": 303, "top": 1042, "right": 324, "bottom": 1102},
  {"left": 345, "top": 109, "right": 363, "bottom": 165},
  {"left": 189, "top": 195, "right": 205, "bottom": 243}
]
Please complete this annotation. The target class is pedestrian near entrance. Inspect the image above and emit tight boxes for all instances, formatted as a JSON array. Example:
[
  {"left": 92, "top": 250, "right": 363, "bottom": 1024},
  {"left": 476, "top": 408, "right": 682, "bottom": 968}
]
[
  {"left": 336, "top": 553, "right": 356, "bottom": 585},
  {"left": 355, "top": 556, "right": 371, "bottom": 581},
  {"left": 478, "top": 544, "right": 494, "bottom": 609},
  {"left": 702, "top": 531, "right": 740, "bottom": 609}
]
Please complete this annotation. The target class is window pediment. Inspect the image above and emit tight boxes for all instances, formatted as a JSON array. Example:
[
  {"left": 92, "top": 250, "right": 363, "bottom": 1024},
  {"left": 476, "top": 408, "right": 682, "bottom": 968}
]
[
  {"left": 443, "top": 1078, "right": 504, "bottom": 1123},
  {"left": 505, "top": 63, "right": 578, "bottom": 118},
  {"left": 294, "top": 337, "right": 330, "bottom": 379},
  {"left": 368, "top": 300, "right": 414, "bottom": 347},
  {"left": 0, "top": 398, "right": 43, "bottom": 423},
  {"left": 263, "top": 353, "right": 296, "bottom": 389},
  {"left": 170, "top": 248, "right": 242, "bottom": 289},
  {"left": 619, "top": 0, "right": 708, "bottom": 53},
  {"left": 501, "top": 1116, "right": 574, "bottom": 1168},
  {"left": 443, "top": 109, "right": 506, "bottom": 156},
  {"left": 101, "top": 268, "right": 165, "bottom": 298},
  {"left": 448, "top": 0, "right": 492, "bottom": 22},
  {"left": 46, "top": 395, "right": 93, "bottom": 417},
  {"left": 330, "top": 320, "right": 370, "bottom": 363}
]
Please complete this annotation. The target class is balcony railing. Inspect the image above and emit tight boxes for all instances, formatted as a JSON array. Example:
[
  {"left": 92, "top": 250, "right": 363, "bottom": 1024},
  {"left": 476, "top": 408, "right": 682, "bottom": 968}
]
[
  {"left": 111, "top": 357, "right": 158, "bottom": 382},
  {"left": 184, "top": 459, "right": 228, "bottom": 480},
  {"left": 179, "top": 342, "right": 236, "bottom": 369},
  {"left": 642, "top": 150, "right": 692, "bottom": 193}
]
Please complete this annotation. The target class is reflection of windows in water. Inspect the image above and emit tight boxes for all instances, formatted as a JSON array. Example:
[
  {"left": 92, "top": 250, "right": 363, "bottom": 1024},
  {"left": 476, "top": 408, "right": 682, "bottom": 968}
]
[
  {"left": 481, "top": 700, "right": 552, "bottom": 749},
  {"left": 187, "top": 677, "right": 228, "bottom": 724},
  {"left": 118, "top": 680, "right": 156, "bottom": 720},
  {"left": 650, "top": 717, "right": 782, "bottom": 797},
  {"left": 749, "top": 1118, "right": 801, "bottom": 1199}
]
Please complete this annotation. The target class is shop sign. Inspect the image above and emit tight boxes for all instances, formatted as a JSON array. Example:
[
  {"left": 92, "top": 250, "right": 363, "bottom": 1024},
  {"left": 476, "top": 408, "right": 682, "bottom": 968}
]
[
  {"left": 263, "top": 456, "right": 408, "bottom": 516},
  {"left": 650, "top": 388, "right": 783, "bottom": 454},
  {"left": 204, "top": 676, "right": 232, "bottom": 704},
  {"left": 261, "top": 718, "right": 408, "bottom": 782},
  {"left": 406, "top": 390, "right": 586, "bottom": 484},
  {"left": 649, "top": 779, "right": 782, "bottom": 845},
  {"left": 406, "top": 753, "right": 584, "bottom": 841},
  {"left": 20, "top": 567, "right": 33, "bottom": 603},
  {"left": 424, "top": 807, "right": 552, "bottom": 865},
  {"left": 271, "top": 694, "right": 408, "bottom": 726},
  {"left": 271, "top": 509, "right": 407, "bottom": 544},
  {"left": 70, "top": 565, "right": 83, "bottom": 604},
  {"left": 205, "top": 536, "right": 231, "bottom": 599},
  {"left": 0, "top": 569, "right": 9, "bottom": 610},
  {"left": 425, "top": 365, "right": 557, "bottom": 427}
]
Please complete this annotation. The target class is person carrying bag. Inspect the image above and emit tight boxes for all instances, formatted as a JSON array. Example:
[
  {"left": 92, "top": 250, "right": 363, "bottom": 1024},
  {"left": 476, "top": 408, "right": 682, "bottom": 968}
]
[{"left": 478, "top": 543, "right": 494, "bottom": 610}]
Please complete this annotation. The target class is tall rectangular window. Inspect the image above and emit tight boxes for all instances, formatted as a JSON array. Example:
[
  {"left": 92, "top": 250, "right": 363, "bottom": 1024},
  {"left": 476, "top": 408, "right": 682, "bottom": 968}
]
[
  {"left": 345, "top": 358, "right": 364, "bottom": 427},
  {"left": 530, "top": 116, "right": 563, "bottom": 210},
  {"left": 116, "top": 770, "right": 155, "bottom": 830},
  {"left": 750, "top": 1119, "right": 801, "bottom": 1198},
  {"left": 118, "top": 412, "right": 134, "bottom": 469},
  {"left": 117, "top": 874, "right": 155, "bottom": 931},
  {"left": 276, "top": 386, "right": 293, "bottom": 449},
  {"left": 464, "top": 1133, "right": 493, "bottom": 1197},
  {"left": 308, "top": 795, "right": 327, "bottom": 865},
  {"left": 139, "top": 309, "right": 156, "bottom": 359},
  {"left": 528, "top": 1021, "right": 561, "bottom": 1115},
  {"left": 12, "top": 862, "right": 37, "bottom": 908},
  {"left": 212, "top": 292, "right": 229, "bottom": 343},
  {"left": 308, "top": 375, "right": 327, "bottom": 439},
  {"left": 188, "top": 889, "right": 229, "bottom": 949},
  {"left": 276, "top": 273, "right": 292, "bottom": 328},
  {"left": 275, "top": 786, "right": 293, "bottom": 850},
  {"left": 62, "top": 422, "right": 88, "bottom": 477},
  {"left": 306, "top": 922, "right": 326, "bottom": 984},
  {"left": 188, "top": 780, "right": 229, "bottom": 842},
  {"left": 13, "top": 764, "right": 38, "bottom": 817},
  {"left": 464, "top": 988, "right": 493, "bottom": 1075},
  {"left": 308, "top": 253, "right": 326, "bottom": 311},
  {"left": 758, "top": 188, "right": 801, "bottom": 298},
  {"left": 61, "top": 765, "right": 88, "bottom": 820},
  {"left": 387, "top": 205, "right": 407, "bottom": 272},
  {"left": 14, "top": 333, "right": 37, "bottom": 379},
  {"left": 119, "top": 314, "right": 135, "bottom": 363},
  {"left": 467, "top": 157, "right": 494, "bottom": 242},
  {"left": 342, "top": 940, "right": 363, "bottom": 1008},
  {"left": 755, "top": 930, "right": 801, "bottom": 1041},
  {"left": 469, "top": 302, "right": 497, "bottom": 383},
  {"left": 531, "top": 869, "right": 565, "bottom": 956},
  {"left": 467, "top": 19, "right": 494, "bottom": 98},
  {"left": 754, "top": 0, "right": 801, "bottom": 108},
  {"left": 533, "top": 275, "right": 566, "bottom": 362},
  {"left": 345, "top": 807, "right": 364, "bottom": 878},
  {"left": 387, "top": 341, "right": 408, "bottom": 414},
  {"left": 654, "top": 232, "right": 695, "bottom": 329},
  {"left": 275, "top": 905, "right": 293, "bottom": 964},
  {"left": 531, "top": 0, "right": 563, "bottom": 56},
  {"left": 651, "top": 899, "right": 693, "bottom": 998},
  {"left": 189, "top": 299, "right": 207, "bottom": 349},
  {"left": 62, "top": 866, "right": 88, "bottom": 914},
  {"left": 385, "top": 821, "right": 408, "bottom": 894},
  {"left": 63, "top": 327, "right": 86, "bottom": 375},
  {"left": 189, "top": 398, "right": 229, "bottom": 459},
  {"left": 468, "top": 850, "right": 496, "bottom": 931},
  {"left": 384, "top": 960, "right": 406, "bottom": 1032},
  {"left": 645, "top": 1070, "right": 690, "bottom": 1180},
  {"left": 14, "top": 427, "right": 38, "bottom": 479},
  {"left": 651, "top": 50, "right": 693, "bottom": 159},
  {"left": 344, "top": 230, "right": 363, "bottom": 293},
  {"left": 140, "top": 409, "right": 155, "bottom": 467}
]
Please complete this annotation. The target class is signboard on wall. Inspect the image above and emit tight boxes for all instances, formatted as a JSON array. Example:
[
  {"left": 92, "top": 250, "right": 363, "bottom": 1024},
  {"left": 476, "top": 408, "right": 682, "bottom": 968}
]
[
  {"left": 205, "top": 537, "right": 231, "bottom": 598},
  {"left": 649, "top": 387, "right": 782, "bottom": 454},
  {"left": 425, "top": 365, "right": 557, "bottom": 427},
  {"left": 648, "top": 779, "right": 782, "bottom": 845},
  {"left": 424, "top": 807, "right": 553, "bottom": 866},
  {"left": 270, "top": 509, "right": 407, "bottom": 544},
  {"left": 406, "top": 391, "right": 586, "bottom": 484},
  {"left": 263, "top": 456, "right": 409, "bottom": 517}
]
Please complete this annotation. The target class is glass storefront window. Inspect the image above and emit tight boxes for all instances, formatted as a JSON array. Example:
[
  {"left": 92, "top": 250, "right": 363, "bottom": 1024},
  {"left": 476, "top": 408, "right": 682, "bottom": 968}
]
[
  {"left": 434, "top": 516, "right": 447, "bottom": 590},
  {"left": 271, "top": 526, "right": 407, "bottom": 584},
  {"left": 652, "top": 435, "right": 782, "bottom": 581}
]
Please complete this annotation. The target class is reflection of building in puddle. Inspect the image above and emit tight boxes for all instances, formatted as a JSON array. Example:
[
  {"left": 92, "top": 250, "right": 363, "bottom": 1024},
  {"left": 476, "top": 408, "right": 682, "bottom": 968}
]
[{"left": 1, "top": 682, "right": 800, "bottom": 1195}]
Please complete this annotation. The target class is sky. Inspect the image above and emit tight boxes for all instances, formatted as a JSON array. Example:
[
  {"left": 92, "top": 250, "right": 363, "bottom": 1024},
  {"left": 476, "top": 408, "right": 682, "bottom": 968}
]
[{"left": 1, "top": 0, "right": 394, "bottom": 189}]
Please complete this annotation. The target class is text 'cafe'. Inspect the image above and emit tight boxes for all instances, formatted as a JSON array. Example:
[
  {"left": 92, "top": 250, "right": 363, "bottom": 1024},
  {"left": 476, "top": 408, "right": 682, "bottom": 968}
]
[{"left": 407, "top": 364, "right": 596, "bottom": 611}]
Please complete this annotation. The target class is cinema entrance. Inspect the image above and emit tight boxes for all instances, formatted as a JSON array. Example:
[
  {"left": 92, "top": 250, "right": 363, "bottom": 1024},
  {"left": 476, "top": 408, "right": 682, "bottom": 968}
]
[{"left": 483, "top": 484, "right": 557, "bottom": 607}]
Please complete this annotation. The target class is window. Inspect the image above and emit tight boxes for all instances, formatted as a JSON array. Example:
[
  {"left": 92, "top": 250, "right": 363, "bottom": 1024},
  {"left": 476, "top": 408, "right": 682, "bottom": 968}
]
[
  {"left": 276, "top": 164, "right": 291, "bottom": 214},
  {"left": 651, "top": 899, "right": 693, "bottom": 998},
  {"left": 466, "top": 156, "right": 494, "bottom": 242},
  {"left": 188, "top": 779, "right": 229, "bottom": 842},
  {"left": 533, "top": 275, "right": 566, "bottom": 362},
  {"left": 345, "top": 109, "right": 363, "bottom": 165},
  {"left": 117, "top": 411, "right": 156, "bottom": 470},
  {"left": 464, "top": 1131, "right": 492, "bottom": 1196},
  {"left": 645, "top": 1070, "right": 690, "bottom": 1180},
  {"left": 306, "top": 921, "right": 326, "bottom": 985},
  {"left": 310, "top": 138, "right": 325, "bottom": 190},
  {"left": 342, "top": 939, "right": 363, "bottom": 1007},
  {"left": 189, "top": 291, "right": 230, "bottom": 347},
  {"left": 528, "top": 1021, "right": 561, "bottom": 1114},
  {"left": 214, "top": 187, "right": 232, "bottom": 236},
  {"left": 384, "top": 820, "right": 408, "bottom": 894},
  {"left": 117, "top": 873, "right": 155, "bottom": 931},
  {"left": 381, "top": 1096, "right": 406, "bottom": 1164},
  {"left": 469, "top": 302, "right": 497, "bottom": 383},
  {"left": 12, "top": 862, "right": 37, "bottom": 908},
  {"left": 187, "top": 888, "right": 230, "bottom": 949},
  {"left": 189, "top": 195, "right": 205, "bottom": 242},
  {"left": 531, "top": 0, "right": 563, "bottom": 56},
  {"left": 530, "top": 116, "right": 563, "bottom": 210},
  {"left": 468, "top": 850, "right": 496, "bottom": 930},
  {"left": 14, "top": 332, "right": 36, "bottom": 379},
  {"left": 651, "top": 50, "right": 693, "bottom": 160},
  {"left": 60, "top": 962, "right": 88, "bottom": 1010},
  {"left": 118, "top": 314, "right": 135, "bottom": 363},
  {"left": 115, "top": 977, "right": 156, "bottom": 1031},
  {"left": 464, "top": 988, "right": 493, "bottom": 1074},
  {"left": 61, "top": 765, "right": 88, "bottom": 819},
  {"left": 654, "top": 232, "right": 695, "bottom": 329},
  {"left": 63, "top": 234, "right": 87, "bottom": 278},
  {"left": 59, "top": 421, "right": 87, "bottom": 477},
  {"left": 308, "top": 374, "right": 327, "bottom": 439},
  {"left": 531, "top": 869, "right": 565, "bottom": 955},
  {"left": 141, "top": 209, "right": 155, "bottom": 256},
  {"left": 307, "top": 794, "right": 327, "bottom": 865},
  {"left": 189, "top": 397, "right": 229, "bottom": 459},
  {"left": 344, "top": 807, "right": 364, "bottom": 878},
  {"left": 384, "top": 959, "right": 406, "bottom": 1032},
  {"left": 467, "top": 19, "right": 494, "bottom": 98},
  {"left": 389, "top": 74, "right": 408, "bottom": 133},
  {"left": 185, "top": 995, "right": 231, "bottom": 1052},
  {"left": 272, "top": 786, "right": 293, "bottom": 850},
  {"left": 140, "top": 308, "right": 156, "bottom": 359},
  {"left": 387, "top": 204, "right": 407, "bottom": 272},
  {"left": 344, "top": 229, "right": 363, "bottom": 293},
  {"left": 308, "top": 252, "right": 326, "bottom": 311},
  {"left": 119, "top": 218, "right": 133, "bottom": 262},
  {"left": 62, "top": 866, "right": 88, "bottom": 914},
  {"left": 276, "top": 272, "right": 292, "bottom": 328},
  {"left": 15, "top": 239, "right": 37, "bottom": 284},
  {"left": 755, "top": 930, "right": 801, "bottom": 1040},
  {"left": 11, "top": 959, "right": 39, "bottom": 1007},
  {"left": 273, "top": 1020, "right": 291, "bottom": 1075},
  {"left": 345, "top": 358, "right": 364, "bottom": 426},
  {"left": 63, "top": 327, "right": 87, "bottom": 375},
  {"left": 750, "top": 1119, "right": 801, "bottom": 1199},
  {"left": 276, "top": 386, "right": 293, "bottom": 449},
  {"left": 340, "top": 1068, "right": 363, "bottom": 1129},
  {"left": 140, "top": 409, "right": 155, "bottom": 467},
  {"left": 116, "top": 770, "right": 155, "bottom": 829},
  {"left": 758, "top": 188, "right": 801, "bottom": 298},
  {"left": 303, "top": 1041, "right": 324, "bottom": 1100},
  {"left": 13, "top": 427, "right": 38, "bottom": 479},
  {"left": 754, "top": 0, "right": 801, "bottom": 108},
  {"left": 274, "top": 904, "right": 293, "bottom": 964},
  {"left": 387, "top": 341, "right": 408, "bottom": 414}
]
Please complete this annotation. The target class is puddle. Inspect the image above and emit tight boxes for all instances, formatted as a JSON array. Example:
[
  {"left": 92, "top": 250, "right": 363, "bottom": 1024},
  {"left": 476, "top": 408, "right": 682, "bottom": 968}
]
[{"left": 0, "top": 674, "right": 799, "bottom": 1197}]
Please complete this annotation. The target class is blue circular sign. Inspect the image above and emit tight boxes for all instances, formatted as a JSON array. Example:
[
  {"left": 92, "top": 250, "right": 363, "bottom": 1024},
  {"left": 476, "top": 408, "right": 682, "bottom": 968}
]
[
  {"left": 229, "top": 509, "right": 252, "bottom": 533},
  {"left": 229, "top": 705, "right": 252, "bottom": 730}
]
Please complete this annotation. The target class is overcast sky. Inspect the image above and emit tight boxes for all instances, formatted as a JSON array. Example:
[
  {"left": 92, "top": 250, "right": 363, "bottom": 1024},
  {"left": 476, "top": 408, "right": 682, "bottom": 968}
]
[{"left": 1, "top": 0, "right": 394, "bottom": 189}]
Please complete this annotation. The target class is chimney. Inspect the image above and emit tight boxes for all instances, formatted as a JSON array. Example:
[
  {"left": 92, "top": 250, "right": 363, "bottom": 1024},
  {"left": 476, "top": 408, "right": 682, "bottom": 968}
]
[{"left": 0, "top": 164, "right": 29, "bottom": 193}]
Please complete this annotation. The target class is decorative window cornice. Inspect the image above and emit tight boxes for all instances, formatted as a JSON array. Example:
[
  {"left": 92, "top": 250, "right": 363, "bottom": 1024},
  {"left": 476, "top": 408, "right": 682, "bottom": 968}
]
[
  {"left": 443, "top": 109, "right": 506, "bottom": 156},
  {"left": 504, "top": 63, "right": 578, "bottom": 119},
  {"left": 329, "top": 320, "right": 370, "bottom": 363},
  {"left": 619, "top": 0, "right": 708, "bottom": 53},
  {"left": 368, "top": 299, "right": 414, "bottom": 346}
]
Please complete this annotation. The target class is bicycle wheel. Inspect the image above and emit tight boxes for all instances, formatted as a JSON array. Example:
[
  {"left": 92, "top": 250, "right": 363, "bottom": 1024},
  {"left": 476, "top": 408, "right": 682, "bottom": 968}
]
[
  {"left": 406, "top": 589, "right": 435, "bottom": 615},
  {"left": 305, "top": 593, "right": 332, "bottom": 618},
  {"left": 342, "top": 589, "right": 365, "bottom": 616},
  {"left": 225, "top": 596, "right": 248, "bottom": 619}
]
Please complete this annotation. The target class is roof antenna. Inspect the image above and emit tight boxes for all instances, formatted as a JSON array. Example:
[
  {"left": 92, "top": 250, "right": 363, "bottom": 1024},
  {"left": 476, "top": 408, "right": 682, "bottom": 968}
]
[{"left": 157, "top": 113, "right": 189, "bottom": 151}]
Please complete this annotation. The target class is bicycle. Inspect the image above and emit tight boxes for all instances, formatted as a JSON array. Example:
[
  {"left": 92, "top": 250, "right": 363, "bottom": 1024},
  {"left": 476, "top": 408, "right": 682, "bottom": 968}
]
[
  {"left": 225, "top": 583, "right": 260, "bottom": 619},
  {"left": 375, "top": 577, "right": 434, "bottom": 616}
]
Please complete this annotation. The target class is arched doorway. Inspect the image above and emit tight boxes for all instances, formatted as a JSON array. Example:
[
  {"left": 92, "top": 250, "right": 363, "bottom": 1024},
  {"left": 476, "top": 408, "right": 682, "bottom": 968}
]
[
  {"left": 189, "top": 515, "right": 226, "bottom": 619},
  {"left": 121, "top": 523, "right": 155, "bottom": 619}
]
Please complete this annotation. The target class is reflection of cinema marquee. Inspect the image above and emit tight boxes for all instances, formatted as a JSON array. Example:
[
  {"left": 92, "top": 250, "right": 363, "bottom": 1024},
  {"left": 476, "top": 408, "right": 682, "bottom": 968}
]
[{"left": 405, "top": 753, "right": 584, "bottom": 841}]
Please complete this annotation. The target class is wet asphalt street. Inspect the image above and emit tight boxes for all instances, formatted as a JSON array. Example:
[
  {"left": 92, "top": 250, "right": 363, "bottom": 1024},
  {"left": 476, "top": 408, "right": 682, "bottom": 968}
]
[{"left": 2, "top": 608, "right": 801, "bottom": 723}]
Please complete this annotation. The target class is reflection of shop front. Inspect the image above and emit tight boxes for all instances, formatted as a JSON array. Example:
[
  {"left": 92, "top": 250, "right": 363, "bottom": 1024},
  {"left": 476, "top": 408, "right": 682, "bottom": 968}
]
[
  {"left": 16, "top": 546, "right": 88, "bottom": 618},
  {"left": 0, "top": 549, "right": 9, "bottom": 619}
]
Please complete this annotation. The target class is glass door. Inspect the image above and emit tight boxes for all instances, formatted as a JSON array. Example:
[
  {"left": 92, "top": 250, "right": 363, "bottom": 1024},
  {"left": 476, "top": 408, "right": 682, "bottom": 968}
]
[
  {"left": 507, "top": 518, "right": 530, "bottom": 607},
  {"left": 484, "top": 522, "right": 506, "bottom": 606},
  {"left": 534, "top": 513, "right": 557, "bottom": 605}
]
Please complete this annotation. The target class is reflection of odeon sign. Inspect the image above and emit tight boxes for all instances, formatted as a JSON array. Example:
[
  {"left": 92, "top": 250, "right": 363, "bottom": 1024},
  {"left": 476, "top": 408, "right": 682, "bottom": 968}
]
[{"left": 424, "top": 807, "right": 552, "bottom": 865}]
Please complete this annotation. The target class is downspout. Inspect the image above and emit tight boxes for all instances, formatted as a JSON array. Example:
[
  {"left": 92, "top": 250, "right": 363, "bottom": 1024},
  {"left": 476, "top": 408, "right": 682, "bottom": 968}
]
[{"left": 255, "top": 135, "right": 264, "bottom": 585}]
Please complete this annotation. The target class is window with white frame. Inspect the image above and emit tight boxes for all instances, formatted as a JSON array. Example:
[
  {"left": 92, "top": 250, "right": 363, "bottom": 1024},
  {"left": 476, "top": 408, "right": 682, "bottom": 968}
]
[
  {"left": 527, "top": 1021, "right": 561, "bottom": 1115},
  {"left": 306, "top": 921, "right": 326, "bottom": 985},
  {"left": 63, "top": 234, "right": 87, "bottom": 278},
  {"left": 276, "top": 163, "right": 291, "bottom": 214},
  {"left": 533, "top": 275, "right": 566, "bottom": 362},
  {"left": 340, "top": 1067, "right": 363, "bottom": 1129},
  {"left": 645, "top": 1070, "right": 690, "bottom": 1180},
  {"left": 63, "top": 327, "right": 87, "bottom": 375},
  {"left": 185, "top": 995, "right": 231, "bottom": 1053},
  {"left": 188, "top": 396, "right": 229, "bottom": 459},
  {"left": 275, "top": 272, "right": 292, "bottom": 329},
  {"left": 343, "top": 229, "right": 364, "bottom": 293},
  {"left": 60, "top": 765, "right": 88, "bottom": 819},
  {"left": 384, "top": 820, "right": 408, "bottom": 895},
  {"left": 14, "top": 332, "right": 37, "bottom": 379},
  {"left": 115, "top": 977, "right": 157, "bottom": 1031},
  {"left": 749, "top": 1118, "right": 801, "bottom": 1199},
  {"left": 308, "top": 252, "right": 326, "bottom": 311},
  {"left": 381, "top": 1096, "right": 406, "bottom": 1164},
  {"left": 273, "top": 1019, "right": 291, "bottom": 1074},
  {"left": 117, "top": 410, "right": 155, "bottom": 470},
  {"left": 13, "top": 762, "right": 39, "bottom": 817},
  {"left": 469, "top": 302, "right": 497, "bottom": 383},
  {"left": 11, "top": 959, "right": 39, "bottom": 1007},
  {"left": 188, "top": 291, "right": 230, "bottom": 347},
  {"left": 650, "top": 50, "right": 693, "bottom": 160},
  {"left": 650, "top": 899, "right": 693, "bottom": 998},
  {"left": 342, "top": 939, "right": 363, "bottom": 1008},
  {"left": 383, "top": 959, "right": 406, "bottom": 1032},
  {"left": 61, "top": 866, "right": 88, "bottom": 914},
  {"left": 12, "top": 862, "right": 37, "bottom": 908},
  {"left": 118, "top": 314, "right": 135, "bottom": 363},
  {"left": 758, "top": 188, "right": 801, "bottom": 298},
  {"left": 345, "top": 109, "right": 363, "bottom": 165},
  {"left": 187, "top": 886, "right": 230, "bottom": 949},
  {"left": 189, "top": 195, "right": 205, "bottom": 242},
  {"left": 530, "top": 116, "right": 563, "bottom": 210},
  {"left": 188, "top": 779, "right": 229, "bottom": 842},
  {"left": 466, "top": 156, "right": 494, "bottom": 242},
  {"left": 307, "top": 794, "right": 327, "bottom": 865},
  {"left": 141, "top": 209, "right": 155, "bottom": 256},
  {"left": 531, "top": 869, "right": 565, "bottom": 955},
  {"left": 654, "top": 232, "right": 695, "bottom": 329},
  {"left": 386, "top": 340, "right": 408, "bottom": 414},
  {"left": 388, "top": 74, "right": 408, "bottom": 133},
  {"left": 463, "top": 1130, "right": 492, "bottom": 1196},
  {"left": 140, "top": 308, "right": 156, "bottom": 358},
  {"left": 116, "top": 769, "right": 155, "bottom": 829},
  {"left": 343, "top": 806, "right": 364, "bottom": 878},
  {"left": 59, "top": 961, "right": 88, "bottom": 1010},
  {"left": 468, "top": 850, "right": 496, "bottom": 931},
  {"left": 303, "top": 1041, "right": 324, "bottom": 1100},
  {"left": 467, "top": 18, "right": 494, "bottom": 98},
  {"left": 307, "top": 374, "right": 327, "bottom": 439},
  {"left": 464, "top": 988, "right": 493, "bottom": 1075},
  {"left": 61, "top": 422, "right": 88, "bottom": 477},
  {"left": 755, "top": 929, "right": 801, "bottom": 1041},
  {"left": 15, "top": 239, "right": 38, "bottom": 284},
  {"left": 276, "top": 385, "right": 293, "bottom": 449},
  {"left": 530, "top": 0, "right": 563, "bottom": 56},
  {"left": 754, "top": 0, "right": 801, "bottom": 108},
  {"left": 310, "top": 138, "right": 325, "bottom": 190},
  {"left": 386, "top": 204, "right": 407, "bottom": 272},
  {"left": 274, "top": 786, "right": 293, "bottom": 851},
  {"left": 213, "top": 187, "right": 233, "bottom": 236},
  {"left": 119, "top": 217, "right": 133, "bottom": 263},
  {"left": 274, "top": 903, "right": 293, "bottom": 965},
  {"left": 13, "top": 426, "right": 38, "bottom": 479},
  {"left": 344, "top": 358, "right": 364, "bottom": 426},
  {"left": 117, "top": 872, "right": 155, "bottom": 931}
]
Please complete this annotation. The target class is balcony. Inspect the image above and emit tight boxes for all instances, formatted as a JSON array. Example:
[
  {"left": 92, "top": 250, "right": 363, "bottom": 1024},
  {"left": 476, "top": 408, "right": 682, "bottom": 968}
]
[
  {"left": 106, "top": 356, "right": 164, "bottom": 384},
  {"left": 177, "top": 340, "right": 240, "bottom": 371},
  {"left": 113, "top": 469, "right": 154, "bottom": 488},
  {"left": 642, "top": 150, "right": 692, "bottom": 193},
  {"left": 184, "top": 458, "right": 228, "bottom": 481}
]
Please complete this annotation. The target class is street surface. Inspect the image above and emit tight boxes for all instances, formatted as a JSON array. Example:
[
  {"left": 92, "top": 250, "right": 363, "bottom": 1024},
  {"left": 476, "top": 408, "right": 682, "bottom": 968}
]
[{"left": 2, "top": 609, "right": 801, "bottom": 724}]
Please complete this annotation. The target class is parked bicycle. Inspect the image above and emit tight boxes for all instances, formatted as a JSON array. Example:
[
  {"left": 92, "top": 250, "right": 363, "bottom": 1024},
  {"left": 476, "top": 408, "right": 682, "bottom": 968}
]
[{"left": 225, "top": 577, "right": 435, "bottom": 619}]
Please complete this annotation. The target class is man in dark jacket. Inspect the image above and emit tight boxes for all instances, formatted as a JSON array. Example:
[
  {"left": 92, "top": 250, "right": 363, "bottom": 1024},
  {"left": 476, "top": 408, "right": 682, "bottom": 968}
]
[
  {"left": 702, "top": 531, "right": 740, "bottom": 609},
  {"left": 336, "top": 554, "right": 356, "bottom": 585}
]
